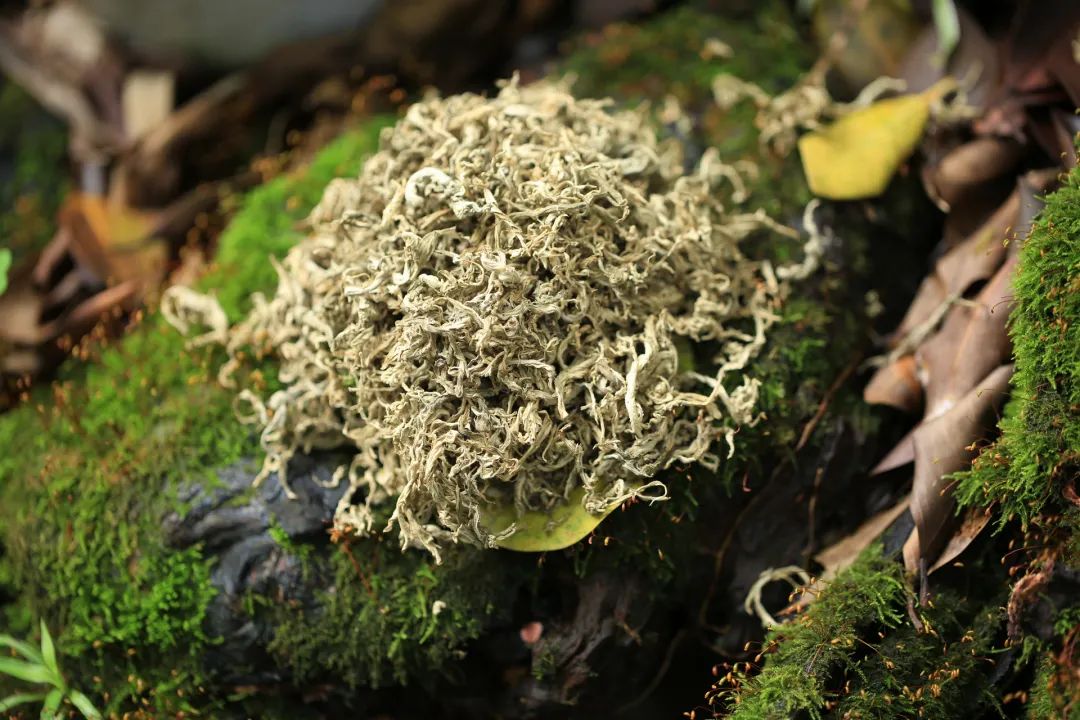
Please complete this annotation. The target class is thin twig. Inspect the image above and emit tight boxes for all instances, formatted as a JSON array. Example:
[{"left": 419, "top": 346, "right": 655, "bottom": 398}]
[{"left": 796, "top": 353, "right": 863, "bottom": 452}]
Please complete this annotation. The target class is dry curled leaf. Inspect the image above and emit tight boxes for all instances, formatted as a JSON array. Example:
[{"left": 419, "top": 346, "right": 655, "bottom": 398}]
[
  {"left": 928, "top": 505, "right": 992, "bottom": 574},
  {"left": 924, "top": 136, "right": 1024, "bottom": 212},
  {"left": 887, "top": 189, "right": 1017, "bottom": 346},
  {"left": 916, "top": 253, "right": 1016, "bottom": 421},
  {"left": 868, "top": 170, "right": 1056, "bottom": 577},
  {"left": 863, "top": 354, "right": 922, "bottom": 413},
  {"left": 871, "top": 427, "right": 915, "bottom": 475},
  {"left": 0, "top": 242, "right": 137, "bottom": 380},
  {"left": 905, "top": 363, "right": 1013, "bottom": 574}
]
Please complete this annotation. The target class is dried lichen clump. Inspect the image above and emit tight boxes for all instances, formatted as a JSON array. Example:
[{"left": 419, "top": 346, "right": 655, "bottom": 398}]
[{"left": 175, "top": 79, "right": 805, "bottom": 556}]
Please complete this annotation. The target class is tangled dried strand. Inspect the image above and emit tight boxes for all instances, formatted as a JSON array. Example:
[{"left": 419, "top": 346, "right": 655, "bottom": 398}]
[
  {"left": 712, "top": 71, "right": 909, "bottom": 158},
  {"left": 167, "top": 79, "right": 810, "bottom": 558}
]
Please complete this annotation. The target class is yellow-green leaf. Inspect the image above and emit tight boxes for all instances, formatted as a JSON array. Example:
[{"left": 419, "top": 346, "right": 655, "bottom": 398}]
[
  {"left": 798, "top": 78, "right": 954, "bottom": 200},
  {"left": 0, "top": 248, "right": 11, "bottom": 296},
  {"left": 480, "top": 486, "right": 624, "bottom": 552}
]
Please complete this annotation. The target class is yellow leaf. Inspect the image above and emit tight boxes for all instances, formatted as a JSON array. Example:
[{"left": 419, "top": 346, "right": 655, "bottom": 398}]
[
  {"left": 798, "top": 78, "right": 955, "bottom": 200},
  {"left": 480, "top": 486, "right": 624, "bottom": 552}
]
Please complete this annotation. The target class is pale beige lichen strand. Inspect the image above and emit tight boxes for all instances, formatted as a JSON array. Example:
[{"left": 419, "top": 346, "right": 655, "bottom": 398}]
[{"left": 166, "top": 78, "right": 813, "bottom": 558}]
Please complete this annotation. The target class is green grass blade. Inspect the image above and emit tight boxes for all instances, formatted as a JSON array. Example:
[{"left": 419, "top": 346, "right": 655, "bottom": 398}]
[
  {"left": 931, "top": 0, "right": 960, "bottom": 67},
  {"left": 40, "top": 688, "right": 62, "bottom": 719},
  {"left": 0, "top": 633, "right": 44, "bottom": 662},
  {"left": 67, "top": 689, "right": 102, "bottom": 720},
  {"left": 0, "top": 656, "right": 55, "bottom": 685},
  {"left": 0, "top": 692, "right": 46, "bottom": 712},
  {"left": 38, "top": 621, "right": 59, "bottom": 676},
  {"left": 0, "top": 248, "right": 11, "bottom": 296}
]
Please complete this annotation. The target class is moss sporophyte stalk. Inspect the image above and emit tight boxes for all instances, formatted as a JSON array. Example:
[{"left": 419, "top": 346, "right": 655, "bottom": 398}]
[{"left": 164, "top": 78, "right": 822, "bottom": 558}]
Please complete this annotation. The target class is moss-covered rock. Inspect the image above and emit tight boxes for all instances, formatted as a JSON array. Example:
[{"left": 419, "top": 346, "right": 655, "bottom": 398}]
[
  {"left": 0, "top": 5, "right": 927, "bottom": 717},
  {"left": 268, "top": 544, "right": 523, "bottom": 691},
  {"left": 0, "top": 122, "right": 388, "bottom": 716}
]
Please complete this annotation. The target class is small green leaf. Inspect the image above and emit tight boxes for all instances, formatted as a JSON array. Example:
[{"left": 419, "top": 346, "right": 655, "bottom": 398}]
[
  {"left": 0, "top": 248, "right": 11, "bottom": 296},
  {"left": 41, "top": 688, "right": 62, "bottom": 719},
  {"left": 931, "top": 0, "right": 960, "bottom": 67},
  {"left": 38, "top": 622, "right": 59, "bottom": 676},
  {"left": 0, "top": 633, "right": 43, "bottom": 663},
  {"left": 68, "top": 690, "right": 102, "bottom": 720},
  {"left": 480, "top": 486, "right": 625, "bottom": 552},
  {"left": 0, "top": 656, "right": 55, "bottom": 685},
  {"left": 0, "top": 692, "right": 47, "bottom": 712}
]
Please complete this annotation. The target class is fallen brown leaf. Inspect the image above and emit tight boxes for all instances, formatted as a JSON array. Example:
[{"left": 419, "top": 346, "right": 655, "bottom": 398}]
[
  {"left": 928, "top": 505, "right": 993, "bottom": 574},
  {"left": 871, "top": 427, "right": 915, "bottom": 475},
  {"left": 0, "top": 246, "right": 137, "bottom": 380},
  {"left": 916, "top": 254, "right": 1016, "bottom": 421},
  {"left": 1000, "top": 0, "right": 1080, "bottom": 97},
  {"left": 905, "top": 363, "right": 1013, "bottom": 575},
  {"left": 888, "top": 190, "right": 1018, "bottom": 346},
  {"left": 925, "top": 137, "right": 1025, "bottom": 212},
  {"left": 863, "top": 354, "right": 922, "bottom": 413},
  {"left": 0, "top": 261, "right": 50, "bottom": 347},
  {"left": 60, "top": 192, "right": 166, "bottom": 292}
]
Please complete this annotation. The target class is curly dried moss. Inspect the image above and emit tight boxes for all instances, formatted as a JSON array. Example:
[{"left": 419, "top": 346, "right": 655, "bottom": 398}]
[{"left": 169, "top": 79, "right": 811, "bottom": 556}]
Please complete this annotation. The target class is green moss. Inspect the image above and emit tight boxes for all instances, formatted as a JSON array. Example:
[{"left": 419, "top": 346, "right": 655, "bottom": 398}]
[
  {"left": 0, "top": 10, "right": 887, "bottom": 712},
  {"left": 0, "top": 316, "right": 255, "bottom": 710},
  {"left": 563, "top": 4, "right": 806, "bottom": 113},
  {"left": 0, "top": 119, "right": 390, "bottom": 714},
  {"left": 269, "top": 543, "right": 522, "bottom": 689},
  {"left": 721, "top": 545, "right": 908, "bottom": 718},
  {"left": 1027, "top": 652, "right": 1080, "bottom": 720},
  {"left": 212, "top": 117, "right": 393, "bottom": 320},
  {"left": 718, "top": 546, "right": 1008, "bottom": 719},
  {"left": 834, "top": 595, "right": 1003, "bottom": 719},
  {"left": 561, "top": 3, "right": 812, "bottom": 215},
  {"left": 947, "top": 166, "right": 1080, "bottom": 709},
  {"left": 956, "top": 165, "right": 1080, "bottom": 526},
  {"left": 532, "top": 645, "right": 559, "bottom": 681},
  {"left": 1017, "top": 596, "right": 1080, "bottom": 718}
]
